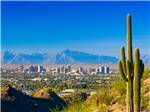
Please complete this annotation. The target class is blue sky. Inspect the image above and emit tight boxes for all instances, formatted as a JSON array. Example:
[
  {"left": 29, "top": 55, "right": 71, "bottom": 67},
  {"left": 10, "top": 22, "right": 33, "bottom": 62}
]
[{"left": 2, "top": 1, "right": 150, "bottom": 57}]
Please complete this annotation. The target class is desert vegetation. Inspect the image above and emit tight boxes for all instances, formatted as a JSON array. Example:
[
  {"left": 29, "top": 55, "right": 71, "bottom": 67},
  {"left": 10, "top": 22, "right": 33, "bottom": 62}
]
[{"left": 62, "top": 70, "right": 150, "bottom": 112}]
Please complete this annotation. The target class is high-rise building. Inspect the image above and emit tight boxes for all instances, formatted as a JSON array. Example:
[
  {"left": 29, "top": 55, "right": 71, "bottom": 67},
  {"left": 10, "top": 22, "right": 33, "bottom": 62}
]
[
  {"left": 38, "top": 65, "right": 43, "bottom": 73},
  {"left": 65, "top": 68, "right": 68, "bottom": 73},
  {"left": 20, "top": 65, "right": 24, "bottom": 73},
  {"left": 34, "top": 65, "right": 38, "bottom": 73},
  {"left": 61, "top": 66, "right": 65, "bottom": 74},
  {"left": 99, "top": 66, "right": 104, "bottom": 74},
  {"left": 45, "top": 64, "right": 50, "bottom": 73},
  {"left": 56, "top": 67, "right": 60, "bottom": 74},
  {"left": 79, "top": 67, "right": 83, "bottom": 73},
  {"left": 67, "top": 65, "right": 71, "bottom": 72},
  {"left": 104, "top": 66, "right": 109, "bottom": 74},
  {"left": 29, "top": 66, "right": 35, "bottom": 73},
  {"left": 51, "top": 68, "right": 57, "bottom": 74}
]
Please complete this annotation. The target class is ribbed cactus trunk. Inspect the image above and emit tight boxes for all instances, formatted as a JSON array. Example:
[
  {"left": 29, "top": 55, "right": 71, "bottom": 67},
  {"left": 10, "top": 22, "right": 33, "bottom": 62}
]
[
  {"left": 126, "top": 14, "right": 133, "bottom": 112},
  {"left": 127, "top": 82, "right": 133, "bottom": 112},
  {"left": 134, "top": 49, "right": 144, "bottom": 112},
  {"left": 118, "top": 14, "right": 144, "bottom": 112}
]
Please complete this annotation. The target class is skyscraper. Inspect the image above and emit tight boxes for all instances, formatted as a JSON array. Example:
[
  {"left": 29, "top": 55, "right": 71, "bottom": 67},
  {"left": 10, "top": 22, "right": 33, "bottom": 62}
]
[
  {"left": 99, "top": 66, "right": 104, "bottom": 74},
  {"left": 29, "top": 66, "right": 35, "bottom": 73},
  {"left": 67, "top": 65, "right": 71, "bottom": 72},
  {"left": 38, "top": 65, "right": 43, "bottom": 73},
  {"left": 79, "top": 67, "right": 83, "bottom": 74},
  {"left": 104, "top": 66, "right": 109, "bottom": 74},
  {"left": 19, "top": 65, "right": 24, "bottom": 73},
  {"left": 56, "top": 68, "right": 60, "bottom": 74},
  {"left": 61, "top": 66, "right": 65, "bottom": 74},
  {"left": 34, "top": 65, "right": 38, "bottom": 73}
]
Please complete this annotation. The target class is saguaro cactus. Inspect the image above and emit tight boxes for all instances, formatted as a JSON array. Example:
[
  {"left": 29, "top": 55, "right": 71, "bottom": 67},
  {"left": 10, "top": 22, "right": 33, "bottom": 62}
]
[
  {"left": 133, "top": 49, "right": 144, "bottom": 112},
  {"left": 118, "top": 14, "right": 144, "bottom": 112},
  {"left": 118, "top": 14, "right": 134, "bottom": 112}
]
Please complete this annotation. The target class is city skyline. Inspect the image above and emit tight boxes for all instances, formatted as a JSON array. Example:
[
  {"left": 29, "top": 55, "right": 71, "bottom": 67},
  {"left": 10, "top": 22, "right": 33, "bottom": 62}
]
[{"left": 2, "top": 1, "right": 150, "bottom": 57}]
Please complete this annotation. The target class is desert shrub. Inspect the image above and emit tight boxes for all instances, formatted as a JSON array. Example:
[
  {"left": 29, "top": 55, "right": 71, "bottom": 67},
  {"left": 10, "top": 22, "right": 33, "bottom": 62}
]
[
  {"left": 96, "top": 89, "right": 114, "bottom": 106},
  {"left": 117, "top": 95, "right": 126, "bottom": 105},
  {"left": 82, "top": 94, "right": 107, "bottom": 112},
  {"left": 141, "top": 95, "right": 150, "bottom": 111},
  {"left": 80, "top": 88, "right": 113, "bottom": 112},
  {"left": 142, "top": 70, "right": 150, "bottom": 80},
  {"left": 142, "top": 84, "right": 150, "bottom": 95},
  {"left": 111, "top": 77, "right": 126, "bottom": 96},
  {"left": 62, "top": 102, "right": 83, "bottom": 112},
  {"left": 62, "top": 92, "right": 88, "bottom": 112},
  {"left": 62, "top": 92, "right": 87, "bottom": 106},
  {"left": 141, "top": 70, "right": 150, "bottom": 111}
]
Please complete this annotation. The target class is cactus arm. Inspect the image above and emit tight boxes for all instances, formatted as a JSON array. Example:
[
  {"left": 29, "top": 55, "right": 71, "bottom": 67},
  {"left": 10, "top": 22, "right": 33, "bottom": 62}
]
[
  {"left": 121, "top": 46, "right": 126, "bottom": 61},
  {"left": 126, "top": 60, "right": 132, "bottom": 81},
  {"left": 140, "top": 59, "right": 144, "bottom": 78},
  {"left": 127, "top": 14, "right": 133, "bottom": 64},
  {"left": 120, "top": 46, "right": 127, "bottom": 75},
  {"left": 118, "top": 61, "right": 128, "bottom": 82}
]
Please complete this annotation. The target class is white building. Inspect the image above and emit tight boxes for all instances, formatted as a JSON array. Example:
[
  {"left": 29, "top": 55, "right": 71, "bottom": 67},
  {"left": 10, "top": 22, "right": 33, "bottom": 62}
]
[
  {"left": 104, "top": 66, "right": 109, "bottom": 74},
  {"left": 79, "top": 67, "right": 83, "bottom": 74},
  {"left": 56, "top": 67, "right": 60, "bottom": 73},
  {"left": 38, "top": 65, "right": 43, "bottom": 73},
  {"left": 99, "top": 66, "right": 105, "bottom": 74}
]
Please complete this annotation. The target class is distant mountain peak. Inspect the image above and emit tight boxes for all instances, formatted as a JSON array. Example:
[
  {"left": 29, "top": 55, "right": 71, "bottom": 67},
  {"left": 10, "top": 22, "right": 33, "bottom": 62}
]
[
  {"left": 1, "top": 50, "right": 121, "bottom": 64},
  {"left": 55, "top": 49, "right": 118, "bottom": 64}
]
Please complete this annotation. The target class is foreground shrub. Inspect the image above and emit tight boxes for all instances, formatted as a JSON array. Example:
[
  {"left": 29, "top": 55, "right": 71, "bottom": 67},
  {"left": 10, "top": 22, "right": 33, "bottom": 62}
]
[
  {"left": 63, "top": 102, "right": 83, "bottom": 112},
  {"left": 62, "top": 92, "right": 87, "bottom": 106}
]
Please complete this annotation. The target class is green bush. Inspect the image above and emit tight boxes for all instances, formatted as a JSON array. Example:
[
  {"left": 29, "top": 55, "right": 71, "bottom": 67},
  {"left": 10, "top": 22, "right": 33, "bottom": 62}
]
[
  {"left": 97, "top": 89, "right": 114, "bottom": 106},
  {"left": 111, "top": 77, "right": 126, "bottom": 96},
  {"left": 62, "top": 92, "right": 87, "bottom": 106},
  {"left": 141, "top": 95, "right": 150, "bottom": 111},
  {"left": 62, "top": 102, "right": 83, "bottom": 112}
]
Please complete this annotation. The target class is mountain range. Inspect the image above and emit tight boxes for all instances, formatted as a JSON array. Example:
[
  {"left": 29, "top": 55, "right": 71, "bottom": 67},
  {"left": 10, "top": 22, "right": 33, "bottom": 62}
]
[{"left": 1, "top": 49, "right": 149, "bottom": 64}]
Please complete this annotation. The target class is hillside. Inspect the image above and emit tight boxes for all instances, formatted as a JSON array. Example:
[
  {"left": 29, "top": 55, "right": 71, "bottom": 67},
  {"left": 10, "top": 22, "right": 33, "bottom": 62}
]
[
  {"left": 1, "top": 85, "right": 66, "bottom": 112},
  {"left": 63, "top": 70, "right": 150, "bottom": 112}
]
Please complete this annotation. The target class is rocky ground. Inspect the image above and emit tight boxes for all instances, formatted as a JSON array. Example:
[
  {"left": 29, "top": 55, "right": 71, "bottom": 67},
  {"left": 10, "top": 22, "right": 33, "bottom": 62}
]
[{"left": 1, "top": 85, "right": 66, "bottom": 112}]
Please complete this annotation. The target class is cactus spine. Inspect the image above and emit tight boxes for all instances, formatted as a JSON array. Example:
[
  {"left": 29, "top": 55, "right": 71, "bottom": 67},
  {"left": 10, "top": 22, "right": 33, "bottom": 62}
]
[{"left": 118, "top": 14, "right": 144, "bottom": 112}]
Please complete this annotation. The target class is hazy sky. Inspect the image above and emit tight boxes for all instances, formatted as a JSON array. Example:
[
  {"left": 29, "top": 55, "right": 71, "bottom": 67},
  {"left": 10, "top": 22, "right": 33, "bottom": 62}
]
[{"left": 2, "top": 1, "right": 150, "bottom": 57}]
